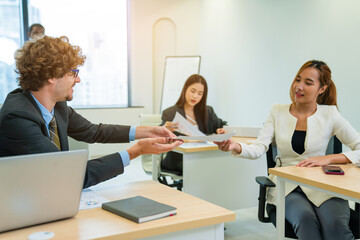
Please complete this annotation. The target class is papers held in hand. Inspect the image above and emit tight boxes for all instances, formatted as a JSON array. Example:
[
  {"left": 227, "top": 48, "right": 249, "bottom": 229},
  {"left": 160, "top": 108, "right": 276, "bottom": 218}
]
[
  {"left": 173, "top": 130, "right": 237, "bottom": 142},
  {"left": 101, "top": 196, "right": 177, "bottom": 223},
  {"left": 171, "top": 111, "right": 236, "bottom": 142}
]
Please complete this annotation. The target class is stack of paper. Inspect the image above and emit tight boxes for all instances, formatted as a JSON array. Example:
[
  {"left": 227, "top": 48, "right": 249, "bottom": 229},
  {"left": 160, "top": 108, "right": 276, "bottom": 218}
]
[
  {"left": 172, "top": 112, "right": 205, "bottom": 136},
  {"left": 171, "top": 111, "right": 236, "bottom": 142}
]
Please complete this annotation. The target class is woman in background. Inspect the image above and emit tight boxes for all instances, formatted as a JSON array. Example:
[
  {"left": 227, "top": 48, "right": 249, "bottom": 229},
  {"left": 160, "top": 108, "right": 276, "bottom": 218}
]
[
  {"left": 216, "top": 60, "right": 360, "bottom": 240},
  {"left": 161, "top": 74, "right": 227, "bottom": 175}
]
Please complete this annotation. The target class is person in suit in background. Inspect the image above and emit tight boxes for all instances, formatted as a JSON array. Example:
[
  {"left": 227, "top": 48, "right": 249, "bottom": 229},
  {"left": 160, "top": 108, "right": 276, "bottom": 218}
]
[
  {"left": 28, "top": 23, "right": 45, "bottom": 40},
  {"left": 0, "top": 35, "right": 182, "bottom": 188},
  {"left": 215, "top": 60, "right": 360, "bottom": 240},
  {"left": 160, "top": 74, "right": 227, "bottom": 175}
]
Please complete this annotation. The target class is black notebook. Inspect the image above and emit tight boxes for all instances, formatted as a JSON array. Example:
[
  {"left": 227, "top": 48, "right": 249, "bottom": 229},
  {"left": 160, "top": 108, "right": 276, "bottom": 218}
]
[{"left": 102, "top": 196, "right": 177, "bottom": 223}]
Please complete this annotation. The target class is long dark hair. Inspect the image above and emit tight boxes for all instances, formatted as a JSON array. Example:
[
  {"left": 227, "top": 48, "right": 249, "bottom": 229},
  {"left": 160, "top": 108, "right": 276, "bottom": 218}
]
[
  {"left": 176, "top": 74, "right": 208, "bottom": 129},
  {"left": 290, "top": 60, "right": 337, "bottom": 107}
]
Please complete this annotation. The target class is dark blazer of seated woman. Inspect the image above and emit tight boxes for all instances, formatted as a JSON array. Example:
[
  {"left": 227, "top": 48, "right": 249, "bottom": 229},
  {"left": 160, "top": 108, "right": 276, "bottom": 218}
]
[
  {"left": 161, "top": 105, "right": 226, "bottom": 136},
  {"left": 160, "top": 74, "right": 227, "bottom": 175}
]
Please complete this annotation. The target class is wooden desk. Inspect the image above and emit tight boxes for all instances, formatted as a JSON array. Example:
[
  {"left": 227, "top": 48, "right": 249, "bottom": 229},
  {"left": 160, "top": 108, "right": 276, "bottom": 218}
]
[
  {"left": 152, "top": 137, "right": 268, "bottom": 210},
  {"left": 0, "top": 180, "right": 235, "bottom": 240},
  {"left": 269, "top": 165, "right": 360, "bottom": 240}
]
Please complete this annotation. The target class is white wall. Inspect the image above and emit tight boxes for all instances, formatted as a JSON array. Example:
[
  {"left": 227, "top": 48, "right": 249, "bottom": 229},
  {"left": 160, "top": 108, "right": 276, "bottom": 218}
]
[
  {"left": 129, "top": 0, "right": 201, "bottom": 113},
  {"left": 129, "top": 0, "right": 360, "bottom": 131},
  {"left": 199, "top": 0, "right": 360, "bottom": 129},
  {"left": 78, "top": 0, "right": 360, "bottom": 157},
  {"left": 73, "top": 0, "right": 203, "bottom": 156}
]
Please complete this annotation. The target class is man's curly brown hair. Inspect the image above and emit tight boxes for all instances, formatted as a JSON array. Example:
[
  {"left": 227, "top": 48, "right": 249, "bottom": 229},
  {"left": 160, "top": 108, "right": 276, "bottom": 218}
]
[{"left": 15, "top": 35, "right": 86, "bottom": 91}]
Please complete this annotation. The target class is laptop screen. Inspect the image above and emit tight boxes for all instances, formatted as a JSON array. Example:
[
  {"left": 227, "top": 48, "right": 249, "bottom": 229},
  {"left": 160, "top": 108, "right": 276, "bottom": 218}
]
[{"left": 0, "top": 150, "right": 88, "bottom": 232}]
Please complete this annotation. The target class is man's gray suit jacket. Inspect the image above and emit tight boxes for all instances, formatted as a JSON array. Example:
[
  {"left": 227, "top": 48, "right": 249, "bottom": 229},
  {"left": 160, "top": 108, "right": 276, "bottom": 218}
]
[{"left": 0, "top": 88, "right": 131, "bottom": 188}]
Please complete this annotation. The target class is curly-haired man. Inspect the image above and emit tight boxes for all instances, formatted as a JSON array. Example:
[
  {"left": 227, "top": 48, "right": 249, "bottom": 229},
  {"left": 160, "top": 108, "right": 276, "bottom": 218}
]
[{"left": 0, "top": 36, "right": 182, "bottom": 188}]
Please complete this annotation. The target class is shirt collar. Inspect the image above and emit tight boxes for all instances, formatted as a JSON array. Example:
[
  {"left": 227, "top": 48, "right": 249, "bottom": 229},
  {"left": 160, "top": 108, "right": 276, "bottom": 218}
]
[{"left": 30, "top": 91, "right": 54, "bottom": 126}]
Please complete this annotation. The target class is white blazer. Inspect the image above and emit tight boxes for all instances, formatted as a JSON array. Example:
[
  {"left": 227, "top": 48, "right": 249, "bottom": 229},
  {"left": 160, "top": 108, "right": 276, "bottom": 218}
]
[{"left": 232, "top": 104, "right": 360, "bottom": 207}]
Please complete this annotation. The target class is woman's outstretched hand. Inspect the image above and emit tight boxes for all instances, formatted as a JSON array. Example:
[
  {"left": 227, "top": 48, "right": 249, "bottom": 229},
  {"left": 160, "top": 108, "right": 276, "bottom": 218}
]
[{"left": 214, "top": 139, "right": 242, "bottom": 153}]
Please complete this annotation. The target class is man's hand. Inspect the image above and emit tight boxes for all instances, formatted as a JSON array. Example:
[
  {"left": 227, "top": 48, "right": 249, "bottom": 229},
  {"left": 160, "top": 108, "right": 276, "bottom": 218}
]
[
  {"left": 214, "top": 139, "right": 242, "bottom": 153},
  {"left": 135, "top": 126, "right": 176, "bottom": 139},
  {"left": 127, "top": 137, "right": 183, "bottom": 160}
]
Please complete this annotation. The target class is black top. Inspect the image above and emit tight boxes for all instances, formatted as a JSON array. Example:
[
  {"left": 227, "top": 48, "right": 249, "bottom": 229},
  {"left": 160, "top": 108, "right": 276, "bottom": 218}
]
[
  {"left": 160, "top": 105, "right": 227, "bottom": 175},
  {"left": 160, "top": 105, "right": 227, "bottom": 134},
  {"left": 291, "top": 130, "right": 306, "bottom": 155}
]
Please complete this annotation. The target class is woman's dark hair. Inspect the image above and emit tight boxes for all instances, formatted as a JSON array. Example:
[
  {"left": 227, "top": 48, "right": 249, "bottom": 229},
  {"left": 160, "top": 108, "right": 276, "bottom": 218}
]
[
  {"left": 290, "top": 60, "right": 337, "bottom": 107},
  {"left": 176, "top": 74, "right": 208, "bottom": 128}
]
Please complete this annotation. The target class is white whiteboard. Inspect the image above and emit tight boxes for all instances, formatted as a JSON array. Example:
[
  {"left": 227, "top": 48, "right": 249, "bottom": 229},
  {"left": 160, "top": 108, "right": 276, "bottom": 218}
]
[{"left": 160, "top": 56, "right": 201, "bottom": 113}]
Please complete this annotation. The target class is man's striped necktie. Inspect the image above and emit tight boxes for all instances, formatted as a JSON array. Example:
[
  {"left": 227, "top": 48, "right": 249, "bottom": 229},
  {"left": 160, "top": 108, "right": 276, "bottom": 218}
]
[{"left": 49, "top": 116, "right": 61, "bottom": 150}]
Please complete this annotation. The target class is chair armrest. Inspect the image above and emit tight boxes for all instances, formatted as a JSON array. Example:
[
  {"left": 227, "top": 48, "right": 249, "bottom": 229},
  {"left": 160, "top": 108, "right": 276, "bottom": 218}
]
[
  {"left": 255, "top": 176, "right": 275, "bottom": 223},
  {"left": 151, "top": 154, "right": 163, "bottom": 181},
  {"left": 256, "top": 176, "right": 276, "bottom": 188}
]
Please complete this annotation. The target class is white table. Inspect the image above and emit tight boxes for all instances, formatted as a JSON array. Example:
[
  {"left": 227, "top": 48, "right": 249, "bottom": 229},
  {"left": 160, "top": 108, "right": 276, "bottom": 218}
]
[{"left": 153, "top": 137, "right": 268, "bottom": 210}]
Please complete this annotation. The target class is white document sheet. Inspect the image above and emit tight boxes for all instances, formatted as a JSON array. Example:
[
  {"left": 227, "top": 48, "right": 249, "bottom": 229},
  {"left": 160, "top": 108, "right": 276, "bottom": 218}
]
[
  {"left": 172, "top": 112, "right": 205, "bottom": 136},
  {"left": 174, "top": 131, "right": 237, "bottom": 142},
  {"left": 79, "top": 189, "right": 109, "bottom": 210},
  {"left": 180, "top": 141, "right": 217, "bottom": 149}
]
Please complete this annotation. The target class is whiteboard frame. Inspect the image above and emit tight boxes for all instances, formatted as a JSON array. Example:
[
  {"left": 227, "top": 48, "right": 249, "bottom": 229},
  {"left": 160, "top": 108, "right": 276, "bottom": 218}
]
[{"left": 160, "top": 56, "right": 201, "bottom": 113}]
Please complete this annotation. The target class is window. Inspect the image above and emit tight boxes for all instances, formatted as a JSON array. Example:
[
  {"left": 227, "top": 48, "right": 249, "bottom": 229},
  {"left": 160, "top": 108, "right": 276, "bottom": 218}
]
[
  {"left": 0, "top": 0, "right": 129, "bottom": 107},
  {"left": 0, "top": 0, "right": 22, "bottom": 102}
]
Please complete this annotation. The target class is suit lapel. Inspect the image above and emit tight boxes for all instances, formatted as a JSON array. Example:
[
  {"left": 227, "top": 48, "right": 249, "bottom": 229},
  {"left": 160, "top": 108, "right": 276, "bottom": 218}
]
[
  {"left": 177, "top": 107, "right": 186, "bottom": 119},
  {"left": 23, "top": 90, "right": 50, "bottom": 137},
  {"left": 195, "top": 110, "right": 206, "bottom": 133},
  {"left": 23, "top": 90, "right": 43, "bottom": 117},
  {"left": 23, "top": 89, "right": 69, "bottom": 150}
]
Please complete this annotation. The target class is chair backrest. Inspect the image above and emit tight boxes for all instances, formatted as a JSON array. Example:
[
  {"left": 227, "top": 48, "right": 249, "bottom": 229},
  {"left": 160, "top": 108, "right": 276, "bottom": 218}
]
[
  {"left": 266, "top": 136, "right": 342, "bottom": 172},
  {"left": 139, "top": 114, "right": 162, "bottom": 174},
  {"left": 139, "top": 114, "right": 162, "bottom": 126}
]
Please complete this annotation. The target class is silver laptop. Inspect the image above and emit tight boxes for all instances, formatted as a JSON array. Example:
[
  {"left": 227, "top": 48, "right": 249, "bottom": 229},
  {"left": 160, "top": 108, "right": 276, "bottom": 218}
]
[{"left": 0, "top": 150, "right": 88, "bottom": 232}]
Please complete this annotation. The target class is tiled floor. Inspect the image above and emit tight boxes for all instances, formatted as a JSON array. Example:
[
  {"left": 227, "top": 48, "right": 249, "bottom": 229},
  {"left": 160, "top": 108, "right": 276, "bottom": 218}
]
[
  {"left": 89, "top": 157, "right": 276, "bottom": 240},
  {"left": 225, "top": 207, "right": 276, "bottom": 240}
]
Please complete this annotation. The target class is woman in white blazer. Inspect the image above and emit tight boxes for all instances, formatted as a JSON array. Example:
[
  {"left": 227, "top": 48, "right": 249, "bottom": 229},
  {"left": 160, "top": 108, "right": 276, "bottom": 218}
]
[{"left": 216, "top": 60, "right": 360, "bottom": 240}]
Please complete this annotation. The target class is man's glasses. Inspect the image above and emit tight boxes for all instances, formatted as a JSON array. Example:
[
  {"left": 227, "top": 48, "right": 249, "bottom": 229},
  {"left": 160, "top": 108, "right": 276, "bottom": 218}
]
[{"left": 70, "top": 69, "right": 79, "bottom": 77}]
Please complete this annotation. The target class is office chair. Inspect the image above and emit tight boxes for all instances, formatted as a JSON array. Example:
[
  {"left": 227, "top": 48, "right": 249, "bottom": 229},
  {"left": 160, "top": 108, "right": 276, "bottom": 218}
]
[
  {"left": 255, "top": 136, "right": 360, "bottom": 239},
  {"left": 139, "top": 114, "right": 183, "bottom": 190}
]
